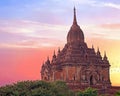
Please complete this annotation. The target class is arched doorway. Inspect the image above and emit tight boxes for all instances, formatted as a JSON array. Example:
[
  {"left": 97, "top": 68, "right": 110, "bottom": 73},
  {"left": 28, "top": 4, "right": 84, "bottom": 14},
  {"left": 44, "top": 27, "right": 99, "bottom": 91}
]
[{"left": 90, "top": 75, "right": 93, "bottom": 85}]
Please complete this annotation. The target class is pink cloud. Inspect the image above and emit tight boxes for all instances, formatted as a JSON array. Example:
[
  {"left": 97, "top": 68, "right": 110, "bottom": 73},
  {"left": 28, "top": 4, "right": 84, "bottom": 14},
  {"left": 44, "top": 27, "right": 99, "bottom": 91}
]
[
  {"left": 100, "top": 23, "right": 120, "bottom": 29},
  {"left": 0, "top": 19, "right": 69, "bottom": 40},
  {"left": 81, "top": 24, "right": 120, "bottom": 40},
  {"left": 0, "top": 38, "right": 64, "bottom": 48},
  {"left": 0, "top": 19, "right": 68, "bottom": 48}
]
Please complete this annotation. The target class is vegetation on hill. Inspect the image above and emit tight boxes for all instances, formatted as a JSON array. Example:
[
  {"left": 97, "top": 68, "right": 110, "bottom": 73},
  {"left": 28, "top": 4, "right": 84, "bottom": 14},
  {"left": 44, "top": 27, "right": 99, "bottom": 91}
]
[
  {"left": 116, "top": 91, "right": 120, "bottom": 96},
  {"left": 0, "top": 80, "right": 120, "bottom": 96},
  {"left": 0, "top": 80, "right": 74, "bottom": 96},
  {"left": 76, "top": 87, "right": 97, "bottom": 96}
]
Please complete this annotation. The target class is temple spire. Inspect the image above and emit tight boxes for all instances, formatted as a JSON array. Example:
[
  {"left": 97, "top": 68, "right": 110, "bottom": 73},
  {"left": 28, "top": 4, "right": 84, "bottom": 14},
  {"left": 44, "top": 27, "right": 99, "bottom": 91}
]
[
  {"left": 97, "top": 47, "right": 101, "bottom": 56},
  {"left": 58, "top": 47, "right": 60, "bottom": 54},
  {"left": 53, "top": 50, "right": 55, "bottom": 55},
  {"left": 53, "top": 50, "right": 56, "bottom": 58},
  {"left": 67, "top": 6, "right": 84, "bottom": 43},
  {"left": 103, "top": 51, "right": 107, "bottom": 60},
  {"left": 104, "top": 51, "right": 106, "bottom": 57},
  {"left": 47, "top": 56, "right": 49, "bottom": 59},
  {"left": 73, "top": 6, "right": 77, "bottom": 25},
  {"left": 92, "top": 44, "right": 94, "bottom": 49}
]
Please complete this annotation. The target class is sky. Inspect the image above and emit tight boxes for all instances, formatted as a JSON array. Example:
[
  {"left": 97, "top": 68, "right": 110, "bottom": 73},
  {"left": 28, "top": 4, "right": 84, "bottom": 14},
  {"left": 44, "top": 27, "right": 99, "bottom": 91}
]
[{"left": 0, "top": 0, "right": 120, "bottom": 86}]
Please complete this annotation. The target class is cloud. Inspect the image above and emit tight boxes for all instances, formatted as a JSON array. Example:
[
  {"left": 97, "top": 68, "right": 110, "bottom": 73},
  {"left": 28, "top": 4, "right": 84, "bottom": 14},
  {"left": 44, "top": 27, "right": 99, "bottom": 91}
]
[
  {"left": 102, "top": 2, "right": 120, "bottom": 10},
  {"left": 1, "top": 19, "right": 120, "bottom": 49},
  {"left": 70, "top": 0, "right": 96, "bottom": 4},
  {"left": 0, "top": 20, "right": 68, "bottom": 39},
  {"left": 82, "top": 24, "right": 120, "bottom": 40},
  {"left": 94, "top": 23, "right": 120, "bottom": 40},
  {"left": 0, "top": 19, "right": 68, "bottom": 48},
  {"left": 0, "top": 38, "right": 64, "bottom": 48},
  {"left": 69, "top": 0, "right": 120, "bottom": 10},
  {"left": 0, "top": 20, "right": 36, "bottom": 34},
  {"left": 88, "top": 1, "right": 120, "bottom": 10},
  {"left": 100, "top": 23, "right": 120, "bottom": 29}
]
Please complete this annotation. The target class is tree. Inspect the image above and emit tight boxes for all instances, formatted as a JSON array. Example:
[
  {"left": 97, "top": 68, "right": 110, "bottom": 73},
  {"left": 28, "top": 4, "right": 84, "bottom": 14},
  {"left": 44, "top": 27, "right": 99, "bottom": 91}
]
[
  {"left": 76, "top": 91, "right": 84, "bottom": 96},
  {"left": 51, "top": 81, "right": 74, "bottom": 96},
  {"left": 0, "top": 80, "right": 74, "bottom": 96},
  {"left": 77, "top": 87, "right": 97, "bottom": 96},
  {"left": 116, "top": 91, "right": 120, "bottom": 96}
]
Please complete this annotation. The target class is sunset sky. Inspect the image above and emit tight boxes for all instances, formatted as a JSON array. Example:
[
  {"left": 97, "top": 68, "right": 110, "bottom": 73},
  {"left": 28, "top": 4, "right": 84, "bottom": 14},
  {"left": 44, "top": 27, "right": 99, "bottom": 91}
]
[{"left": 0, "top": 0, "right": 120, "bottom": 86}]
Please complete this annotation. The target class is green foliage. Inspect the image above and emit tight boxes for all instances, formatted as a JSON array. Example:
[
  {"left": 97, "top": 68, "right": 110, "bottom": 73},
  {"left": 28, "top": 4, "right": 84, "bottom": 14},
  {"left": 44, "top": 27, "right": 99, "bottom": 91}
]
[
  {"left": 99, "top": 94, "right": 109, "bottom": 96},
  {"left": 116, "top": 91, "right": 120, "bottom": 96},
  {"left": 0, "top": 80, "right": 74, "bottom": 96},
  {"left": 51, "top": 81, "right": 74, "bottom": 96},
  {"left": 76, "top": 91, "right": 84, "bottom": 96},
  {"left": 76, "top": 87, "right": 97, "bottom": 96}
]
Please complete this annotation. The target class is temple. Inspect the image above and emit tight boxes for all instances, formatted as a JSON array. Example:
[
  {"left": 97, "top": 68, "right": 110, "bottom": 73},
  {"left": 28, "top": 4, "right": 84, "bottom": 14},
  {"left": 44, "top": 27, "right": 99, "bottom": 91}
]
[{"left": 41, "top": 7, "right": 111, "bottom": 89}]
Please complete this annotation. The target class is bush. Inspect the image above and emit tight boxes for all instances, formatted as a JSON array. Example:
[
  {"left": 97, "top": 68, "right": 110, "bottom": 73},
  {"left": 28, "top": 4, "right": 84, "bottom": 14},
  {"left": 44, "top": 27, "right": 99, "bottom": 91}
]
[
  {"left": 77, "top": 87, "right": 97, "bottom": 96},
  {"left": 0, "top": 80, "right": 74, "bottom": 96},
  {"left": 116, "top": 91, "right": 120, "bottom": 96}
]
